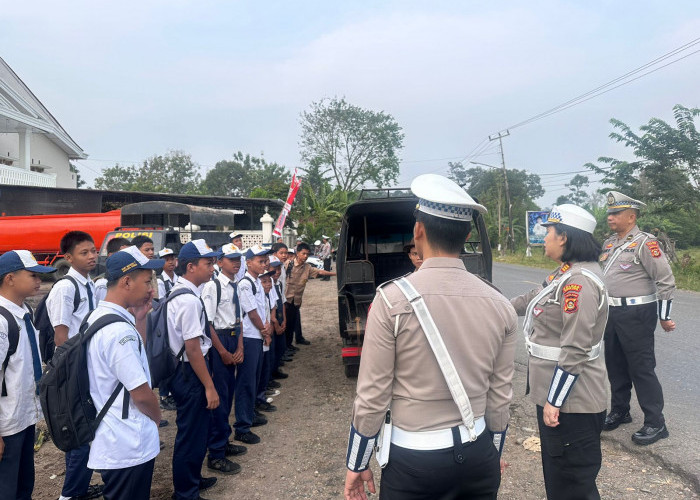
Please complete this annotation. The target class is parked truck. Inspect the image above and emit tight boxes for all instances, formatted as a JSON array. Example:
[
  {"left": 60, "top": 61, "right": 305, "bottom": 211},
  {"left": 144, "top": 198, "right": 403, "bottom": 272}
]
[{"left": 0, "top": 210, "right": 122, "bottom": 278}]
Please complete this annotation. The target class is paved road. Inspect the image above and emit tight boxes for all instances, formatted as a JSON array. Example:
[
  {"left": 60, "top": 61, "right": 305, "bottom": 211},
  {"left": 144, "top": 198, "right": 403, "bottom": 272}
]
[{"left": 493, "top": 262, "right": 700, "bottom": 491}]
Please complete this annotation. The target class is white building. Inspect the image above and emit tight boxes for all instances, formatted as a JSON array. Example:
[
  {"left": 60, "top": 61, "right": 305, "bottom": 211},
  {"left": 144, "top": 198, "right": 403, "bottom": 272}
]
[{"left": 0, "top": 57, "right": 86, "bottom": 188}]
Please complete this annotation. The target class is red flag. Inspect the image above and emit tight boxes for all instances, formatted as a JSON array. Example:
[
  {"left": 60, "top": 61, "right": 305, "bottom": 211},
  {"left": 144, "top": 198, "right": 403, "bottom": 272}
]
[{"left": 272, "top": 168, "right": 302, "bottom": 238}]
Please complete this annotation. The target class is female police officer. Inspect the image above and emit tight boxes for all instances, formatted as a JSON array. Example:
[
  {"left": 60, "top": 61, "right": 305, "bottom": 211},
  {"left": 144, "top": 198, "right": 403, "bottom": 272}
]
[{"left": 511, "top": 204, "right": 609, "bottom": 500}]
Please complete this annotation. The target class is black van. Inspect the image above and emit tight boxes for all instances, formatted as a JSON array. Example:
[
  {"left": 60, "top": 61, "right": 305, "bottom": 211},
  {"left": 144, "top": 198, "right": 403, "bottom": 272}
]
[{"left": 336, "top": 189, "right": 492, "bottom": 377}]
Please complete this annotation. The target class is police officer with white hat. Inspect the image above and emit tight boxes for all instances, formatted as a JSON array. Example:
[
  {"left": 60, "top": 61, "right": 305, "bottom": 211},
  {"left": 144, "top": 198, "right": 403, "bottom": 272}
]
[
  {"left": 511, "top": 204, "right": 609, "bottom": 499},
  {"left": 344, "top": 174, "right": 516, "bottom": 500},
  {"left": 599, "top": 191, "right": 675, "bottom": 445}
]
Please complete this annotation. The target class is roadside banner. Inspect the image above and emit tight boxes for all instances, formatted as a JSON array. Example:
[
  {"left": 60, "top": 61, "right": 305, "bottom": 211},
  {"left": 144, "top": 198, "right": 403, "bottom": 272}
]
[
  {"left": 527, "top": 210, "right": 550, "bottom": 246},
  {"left": 272, "top": 168, "right": 302, "bottom": 239}
]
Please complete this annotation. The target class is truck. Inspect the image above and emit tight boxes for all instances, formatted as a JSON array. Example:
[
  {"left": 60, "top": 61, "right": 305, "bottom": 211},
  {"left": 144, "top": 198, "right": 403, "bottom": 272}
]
[
  {"left": 0, "top": 210, "right": 122, "bottom": 278},
  {"left": 336, "top": 189, "right": 492, "bottom": 377}
]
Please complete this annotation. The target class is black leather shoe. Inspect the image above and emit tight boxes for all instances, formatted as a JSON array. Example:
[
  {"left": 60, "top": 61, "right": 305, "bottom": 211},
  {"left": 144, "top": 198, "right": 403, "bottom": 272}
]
[
  {"left": 281, "top": 354, "right": 293, "bottom": 362},
  {"left": 296, "top": 338, "right": 311, "bottom": 345},
  {"left": 74, "top": 484, "right": 104, "bottom": 500},
  {"left": 256, "top": 401, "right": 277, "bottom": 412},
  {"left": 288, "top": 345, "right": 299, "bottom": 352},
  {"left": 252, "top": 414, "right": 268, "bottom": 427},
  {"left": 200, "top": 476, "right": 217, "bottom": 491},
  {"left": 207, "top": 457, "right": 241, "bottom": 475},
  {"left": 225, "top": 443, "right": 247, "bottom": 456},
  {"left": 159, "top": 419, "right": 169, "bottom": 428},
  {"left": 234, "top": 431, "right": 261, "bottom": 444},
  {"left": 272, "top": 369, "right": 288, "bottom": 380},
  {"left": 267, "top": 379, "right": 281, "bottom": 389},
  {"left": 632, "top": 424, "right": 669, "bottom": 445},
  {"left": 603, "top": 410, "right": 632, "bottom": 431}
]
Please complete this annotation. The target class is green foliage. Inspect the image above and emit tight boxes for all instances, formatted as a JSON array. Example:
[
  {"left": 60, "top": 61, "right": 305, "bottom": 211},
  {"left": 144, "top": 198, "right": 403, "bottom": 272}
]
[
  {"left": 555, "top": 174, "right": 590, "bottom": 206},
  {"left": 299, "top": 97, "right": 404, "bottom": 192},
  {"left": 94, "top": 163, "right": 139, "bottom": 191},
  {"left": 200, "top": 151, "right": 290, "bottom": 199},
  {"left": 69, "top": 163, "right": 86, "bottom": 188},
  {"left": 292, "top": 182, "right": 357, "bottom": 242}
]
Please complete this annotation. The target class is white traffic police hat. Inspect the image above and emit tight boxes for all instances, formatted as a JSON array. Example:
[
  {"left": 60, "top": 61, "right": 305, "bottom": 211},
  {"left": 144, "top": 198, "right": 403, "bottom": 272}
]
[
  {"left": 542, "top": 204, "right": 597, "bottom": 234},
  {"left": 411, "top": 174, "right": 486, "bottom": 221},
  {"left": 606, "top": 191, "right": 647, "bottom": 214}
]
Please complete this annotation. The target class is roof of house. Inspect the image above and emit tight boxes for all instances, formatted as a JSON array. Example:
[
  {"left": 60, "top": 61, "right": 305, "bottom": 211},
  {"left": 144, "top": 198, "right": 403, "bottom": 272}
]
[{"left": 0, "top": 56, "right": 86, "bottom": 159}]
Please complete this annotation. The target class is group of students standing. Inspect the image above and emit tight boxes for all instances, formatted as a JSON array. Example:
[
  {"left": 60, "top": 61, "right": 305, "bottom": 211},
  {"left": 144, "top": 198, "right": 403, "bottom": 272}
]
[{"left": 0, "top": 228, "right": 334, "bottom": 500}]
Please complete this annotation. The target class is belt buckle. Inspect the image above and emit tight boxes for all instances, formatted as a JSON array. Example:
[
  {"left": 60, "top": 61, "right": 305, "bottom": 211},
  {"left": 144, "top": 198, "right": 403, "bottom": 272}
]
[{"left": 628, "top": 298, "right": 637, "bottom": 305}]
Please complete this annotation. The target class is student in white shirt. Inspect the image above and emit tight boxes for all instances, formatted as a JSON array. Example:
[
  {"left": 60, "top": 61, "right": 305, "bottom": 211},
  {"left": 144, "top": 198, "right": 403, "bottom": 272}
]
[
  {"left": 167, "top": 240, "right": 222, "bottom": 499},
  {"left": 256, "top": 270, "right": 279, "bottom": 414},
  {"left": 230, "top": 233, "right": 247, "bottom": 281},
  {"left": 46, "top": 231, "right": 102, "bottom": 500},
  {"left": 0, "top": 250, "right": 56, "bottom": 500},
  {"left": 94, "top": 237, "right": 131, "bottom": 303},
  {"left": 156, "top": 248, "right": 178, "bottom": 299},
  {"left": 85, "top": 246, "right": 162, "bottom": 500},
  {"left": 202, "top": 244, "right": 247, "bottom": 475}
]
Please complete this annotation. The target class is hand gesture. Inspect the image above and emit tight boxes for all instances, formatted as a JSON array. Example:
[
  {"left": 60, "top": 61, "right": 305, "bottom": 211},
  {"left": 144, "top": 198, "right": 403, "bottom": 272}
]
[{"left": 344, "top": 469, "right": 375, "bottom": 500}]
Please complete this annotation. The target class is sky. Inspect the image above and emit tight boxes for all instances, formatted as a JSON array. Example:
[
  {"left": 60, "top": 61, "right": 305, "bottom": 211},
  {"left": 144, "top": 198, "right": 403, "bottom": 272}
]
[{"left": 3, "top": 1, "right": 699, "bottom": 207}]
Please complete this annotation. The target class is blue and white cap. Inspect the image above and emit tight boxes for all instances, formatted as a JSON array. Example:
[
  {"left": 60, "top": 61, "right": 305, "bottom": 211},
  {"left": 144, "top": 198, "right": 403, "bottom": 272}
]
[
  {"left": 158, "top": 248, "right": 175, "bottom": 258},
  {"left": 542, "top": 204, "right": 597, "bottom": 234},
  {"left": 0, "top": 250, "right": 56, "bottom": 275},
  {"left": 106, "top": 246, "right": 164, "bottom": 280},
  {"left": 411, "top": 174, "right": 486, "bottom": 221},
  {"left": 268, "top": 256, "right": 282, "bottom": 268},
  {"left": 229, "top": 232, "right": 244, "bottom": 240},
  {"left": 245, "top": 244, "right": 271, "bottom": 259},
  {"left": 220, "top": 243, "right": 242, "bottom": 259},
  {"left": 178, "top": 239, "right": 222, "bottom": 260}
]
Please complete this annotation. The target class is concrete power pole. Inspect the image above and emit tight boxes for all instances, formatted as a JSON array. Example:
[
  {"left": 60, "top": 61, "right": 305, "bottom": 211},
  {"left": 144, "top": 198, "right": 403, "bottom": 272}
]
[{"left": 489, "top": 130, "right": 514, "bottom": 252}]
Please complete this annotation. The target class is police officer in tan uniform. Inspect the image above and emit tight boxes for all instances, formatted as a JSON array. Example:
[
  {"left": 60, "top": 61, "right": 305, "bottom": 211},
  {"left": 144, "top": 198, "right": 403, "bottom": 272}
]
[
  {"left": 511, "top": 204, "right": 609, "bottom": 500},
  {"left": 344, "top": 174, "right": 517, "bottom": 500},
  {"left": 600, "top": 191, "right": 676, "bottom": 445}
]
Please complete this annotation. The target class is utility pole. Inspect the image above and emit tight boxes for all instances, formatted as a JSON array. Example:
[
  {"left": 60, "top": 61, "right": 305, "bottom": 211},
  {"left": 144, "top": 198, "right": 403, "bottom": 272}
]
[{"left": 488, "top": 130, "right": 514, "bottom": 252}]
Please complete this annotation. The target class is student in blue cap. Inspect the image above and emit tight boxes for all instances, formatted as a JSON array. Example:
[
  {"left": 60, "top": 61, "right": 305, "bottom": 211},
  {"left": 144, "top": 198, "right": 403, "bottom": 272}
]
[{"left": 0, "top": 250, "right": 55, "bottom": 500}]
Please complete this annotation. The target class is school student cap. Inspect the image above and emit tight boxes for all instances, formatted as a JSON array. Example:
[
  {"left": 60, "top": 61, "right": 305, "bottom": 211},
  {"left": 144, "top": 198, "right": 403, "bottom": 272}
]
[
  {"left": 158, "top": 248, "right": 175, "bottom": 257},
  {"left": 268, "top": 256, "right": 282, "bottom": 268},
  {"left": 541, "top": 204, "right": 597, "bottom": 234},
  {"left": 106, "top": 246, "right": 165, "bottom": 280},
  {"left": 0, "top": 250, "right": 56, "bottom": 275},
  {"left": 229, "top": 232, "right": 244, "bottom": 240},
  {"left": 245, "top": 244, "right": 271, "bottom": 259},
  {"left": 411, "top": 174, "right": 486, "bottom": 221},
  {"left": 220, "top": 243, "right": 243, "bottom": 259},
  {"left": 178, "top": 239, "right": 222, "bottom": 260}
]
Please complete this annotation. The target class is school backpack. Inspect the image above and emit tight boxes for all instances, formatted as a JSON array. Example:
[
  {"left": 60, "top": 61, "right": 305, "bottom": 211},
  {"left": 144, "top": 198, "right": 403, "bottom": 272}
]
[
  {"left": 238, "top": 276, "right": 258, "bottom": 317},
  {"left": 34, "top": 276, "right": 81, "bottom": 362},
  {"left": 39, "top": 313, "right": 130, "bottom": 452},
  {"left": 145, "top": 287, "right": 193, "bottom": 387},
  {"left": 0, "top": 306, "right": 20, "bottom": 397}
]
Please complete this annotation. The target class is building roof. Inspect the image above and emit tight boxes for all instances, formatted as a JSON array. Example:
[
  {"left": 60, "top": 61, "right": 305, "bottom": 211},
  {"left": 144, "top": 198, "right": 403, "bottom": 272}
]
[{"left": 0, "top": 56, "right": 86, "bottom": 159}]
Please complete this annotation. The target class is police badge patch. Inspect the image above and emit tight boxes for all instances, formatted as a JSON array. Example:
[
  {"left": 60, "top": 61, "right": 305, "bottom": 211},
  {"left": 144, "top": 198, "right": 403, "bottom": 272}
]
[
  {"left": 563, "top": 285, "right": 581, "bottom": 314},
  {"left": 646, "top": 241, "right": 662, "bottom": 258}
]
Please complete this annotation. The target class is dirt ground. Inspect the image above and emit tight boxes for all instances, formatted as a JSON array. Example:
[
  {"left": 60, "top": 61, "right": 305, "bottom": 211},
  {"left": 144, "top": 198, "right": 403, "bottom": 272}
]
[{"left": 31, "top": 277, "right": 699, "bottom": 499}]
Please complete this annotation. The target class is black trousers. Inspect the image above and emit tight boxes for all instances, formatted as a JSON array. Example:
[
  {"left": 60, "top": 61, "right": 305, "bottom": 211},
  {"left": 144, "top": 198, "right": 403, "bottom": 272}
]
[
  {"left": 0, "top": 425, "right": 34, "bottom": 500},
  {"left": 285, "top": 302, "right": 304, "bottom": 345},
  {"left": 537, "top": 406, "right": 605, "bottom": 500},
  {"left": 604, "top": 302, "right": 665, "bottom": 427},
  {"left": 379, "top": 431, "right": 500, "bottom": 500},
  {"left": 322, "top": 257, "right": 331, "bottom": 279},
  {"left": 100, "top": 458, "right": 155, "bottom": 500}
]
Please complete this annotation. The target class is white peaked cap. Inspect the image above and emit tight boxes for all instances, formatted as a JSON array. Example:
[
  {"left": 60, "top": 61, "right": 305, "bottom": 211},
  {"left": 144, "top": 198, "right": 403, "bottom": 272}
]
[
  {"left": 542, "top": 204, "right": 597, "bottom": 234},
  {"left": 411, "top": 174, "right": 486, "bottom": 221}
]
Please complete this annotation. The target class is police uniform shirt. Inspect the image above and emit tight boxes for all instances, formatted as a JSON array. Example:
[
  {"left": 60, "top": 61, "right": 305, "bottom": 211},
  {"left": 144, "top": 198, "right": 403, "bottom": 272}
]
[
  {"left": 511, "top": 262, "right": 608, "bottom": 413},
  {"left": 201, "top": 274, "right": 240, "bottom": 330},
  {"left": 352, "top": 258, "right": 517, "bottom": 438},
  {"left": 166, "top": 277, "right": 212, "bottom": 361},
  {"left": 46, "top": 267, "right": 97, "bottom": 338},
  {"left": 0, "top": 295, "right": 42, "bottom": 436},
  {"left": 239, "top": 272, "right": 263, "bottom": 340},
  {"left": 94, "top": 276, "right": 108, "bottom": 303},
  {"left": 600, "top": 225, "right": 675, "bottom": 315},
  {"left": 157, "top": 271, "right": 179, "bottom": 299},
  {"left": 85, "top": 301, "right": 160, "bottom": 470}
]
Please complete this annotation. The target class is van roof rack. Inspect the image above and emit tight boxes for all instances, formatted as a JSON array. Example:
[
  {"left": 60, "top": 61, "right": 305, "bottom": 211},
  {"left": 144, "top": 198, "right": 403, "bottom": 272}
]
[{"left": 358, "top": 188, "right": 414, "bottom": 200}]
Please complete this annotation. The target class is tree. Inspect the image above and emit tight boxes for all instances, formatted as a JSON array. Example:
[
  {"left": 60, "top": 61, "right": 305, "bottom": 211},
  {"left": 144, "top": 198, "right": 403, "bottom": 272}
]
[
  {"left": 586, "top": 104, "right": 700, "bottom": 247},
  {"left": 293, "top": 182, "right": 357, "bottom": 241},
  {"left": 555, "top": 174, "right": 590, "bottom": 206},
  {"left": 69, "top": 163, "right": 86, "bottom": 188},
  {"left": 200, "top": 151, "right": 290, "bottom": 199},
  {"left": 94, "top": 163, "right": 139, "bottom": 191},
  {"left": 299, "top": 97, "right": 404, "bottom": 192}
]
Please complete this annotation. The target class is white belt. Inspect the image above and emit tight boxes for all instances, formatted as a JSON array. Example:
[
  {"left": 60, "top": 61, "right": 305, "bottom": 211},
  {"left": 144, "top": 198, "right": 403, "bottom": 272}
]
[
  {"left": 390, "top": 417, "right": 486, "bottom": 451},
  {"left": 608, "top": 294, "right": 656, "bottom": 307},
  {"left": 528, "top": 341, "right": 602, "bottom": 362}
]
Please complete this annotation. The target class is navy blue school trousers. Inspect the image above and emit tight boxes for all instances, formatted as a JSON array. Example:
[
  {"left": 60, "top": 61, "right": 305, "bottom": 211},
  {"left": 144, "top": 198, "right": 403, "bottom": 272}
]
[
  {"left": 0, "top": 425, "right": 35, "bottom": 500},
  {"left": 208, "top": 328, "right": 240, "bottom": 458},
  {"left": 171, "top": 362, "right": 211, "bottom": 500},
  {"left": 273, "top": 329, "right": 286, "bottom": 370},
  {"left": 100, "top": 458, "right": 155, "bottom": 500},
  {"left": 62, "top": 443, "right": 93, "bottom": 497},
  {"left": 257, "top": 339, "right": 273, "bottom": 404},
  {"left": 233, "top": 337, "right": 263, "bottom": 434}
]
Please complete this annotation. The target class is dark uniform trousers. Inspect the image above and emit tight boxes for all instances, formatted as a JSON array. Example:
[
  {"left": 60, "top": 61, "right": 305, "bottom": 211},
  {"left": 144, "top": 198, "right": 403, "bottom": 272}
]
[
  {"left": 322, "top": 257, "right": 331, "bottom": 280},
  {"left": 0, "top": 425, "right": 35, "bottom": 500},
  {"left": 284, "top": 302, "right": 304, "bottom": 345},
  {"left": 379, "top": 431, "right": 500, "bottom": 500},
  {"left": 256, "top": 336, "right": 273, "bottom": 404},
  {"left": 100, "top": 458, "right": 155, "bottom": 500},
  {"left": 171, "top": 362, "right": 211, "bottom": 500},
  {"left": 208, "top": 328, "right": 240, "bottom": 459},
  {"left": 62, "top": 443, "right": 93, "bottom": 497},
  {"left": 233, "top": 337, "right": 263, "bottom": 434},
  {"left": 604, "top": 302, "right": 665, "bottom": 427},
  {"left": 537, "top": 406, "right": 605, "bottom": 500}
]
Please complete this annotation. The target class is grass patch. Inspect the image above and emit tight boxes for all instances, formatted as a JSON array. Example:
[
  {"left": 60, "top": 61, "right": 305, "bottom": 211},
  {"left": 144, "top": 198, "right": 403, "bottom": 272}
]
[{"left": 494, "top": 247, "right": 700, "bottom": 292}]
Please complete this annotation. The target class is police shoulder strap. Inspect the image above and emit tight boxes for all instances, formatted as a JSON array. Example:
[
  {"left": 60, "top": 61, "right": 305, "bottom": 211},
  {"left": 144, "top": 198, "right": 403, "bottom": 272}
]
[
  {"left": 393, "top": 277, "right": 479, "bottom": 441},
  {"left": 603, "top": 232, "right": 648, "bottom": 275}
]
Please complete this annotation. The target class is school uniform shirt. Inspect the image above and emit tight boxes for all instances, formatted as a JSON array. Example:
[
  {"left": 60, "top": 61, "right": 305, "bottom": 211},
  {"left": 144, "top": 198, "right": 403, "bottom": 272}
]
[
  {"left": 94, "top": 277, "right": 108, "bottom": 303},
  {"left": 46, "top": 267, "right": 97, "bottom": 339},
  {"left": 157, "top": 272, "right": 179, "bottom": 299},
  {"left": 85, "top": 301, "right": 160, "bottom": 469},
  {"left": 278, "top": 265, "right": 287, "bottom": 303},
  {"left": 239, "top": 272, "right": 263, "bottom": 340},
  {"left": 167, "top": 278, "right": 212, "bottom": 362},
  {"left": 0, "top": 296, "right": 42, "bottom": 436},
  {"left": 201, "top": 274, "right": 240, "bottom": 330},
  {"left": 234, "top": 255, "right": 247, "bottom": 282}
]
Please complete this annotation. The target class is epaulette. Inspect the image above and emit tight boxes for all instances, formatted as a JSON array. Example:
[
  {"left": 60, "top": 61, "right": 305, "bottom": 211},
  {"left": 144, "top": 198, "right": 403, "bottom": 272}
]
[{"left": 376, "top": 274, "right": 410, "bottom": 308}]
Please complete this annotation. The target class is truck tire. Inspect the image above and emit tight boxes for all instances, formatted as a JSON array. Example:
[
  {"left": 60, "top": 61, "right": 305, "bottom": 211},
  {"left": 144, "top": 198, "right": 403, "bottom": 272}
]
[
  {"left": 344, "top": 364, "right": 359, "bottom": 378},
  {"left": 52, "top": 259, "right": 71, "bottom": 280}
]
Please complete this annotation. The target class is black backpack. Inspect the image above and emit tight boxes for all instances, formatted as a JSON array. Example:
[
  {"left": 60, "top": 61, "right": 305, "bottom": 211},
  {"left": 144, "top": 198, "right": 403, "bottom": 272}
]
[
  {"left": 34, "top": 276, "right": 81, "bottom": 362},
  {"left": 146, "top": 288, "right": 193, "bottom": 387},
  {"left": 0, "top": 306, "right": 20, "bottom": 397},
  {"left": 238, "top": 276, "right": 257, "bottom": 317},
  {"left": 39, "top": 313, "right": 131, "bottom": 452}
]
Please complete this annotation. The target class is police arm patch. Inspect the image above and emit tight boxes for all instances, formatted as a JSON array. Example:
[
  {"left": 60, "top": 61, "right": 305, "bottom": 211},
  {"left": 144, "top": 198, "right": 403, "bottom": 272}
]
[
  {"left": 563, "top": 284, "right": 582, "bottom": 314},
  {"left": 646, "top": 241, "right": 662, "bottom": 258}
]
